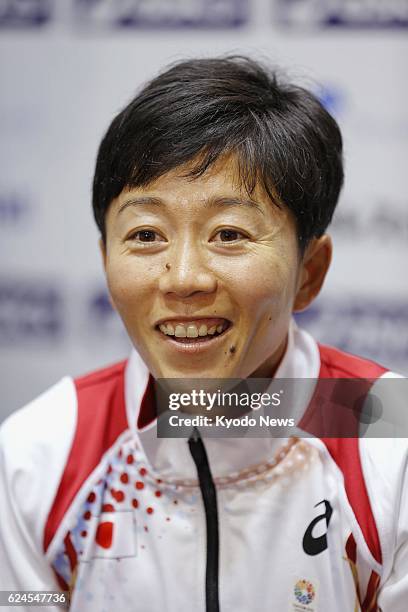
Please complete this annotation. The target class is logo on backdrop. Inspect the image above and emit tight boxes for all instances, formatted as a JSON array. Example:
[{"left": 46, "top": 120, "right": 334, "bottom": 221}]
[
  {"left": 275, "top": 0, "right": 408, "bottom": 28},
  {"left": 86, "top": 287, "right": 130, "bottom": 347},
  {"left": 0, "top": 0, "right": 53, "bottom": 27},
  {"left": 0, "top": 193, "right": 31, "bottom": 226},
  {"left": 331, "top": 203, "right": 408, "bottom": 244},
  {"left": 295, "top": 299, "right": 408, "bottom": 372},
  {"left": 0, "top": 281, "right": 129, "bottom": 347},
  {"left": 0, "top": 280, "right": 63, "bottom": 344},
  {"left": 74, "top": 0, "right": 248, "bottom": 28}
]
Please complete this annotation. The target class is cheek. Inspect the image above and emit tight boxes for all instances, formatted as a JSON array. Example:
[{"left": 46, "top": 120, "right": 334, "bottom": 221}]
[
  {"left": 105, "top": 258, "right": 153, "bottom": 314},
  {"left": 222, "top": 252, "right": 298, "bottom": 318}
]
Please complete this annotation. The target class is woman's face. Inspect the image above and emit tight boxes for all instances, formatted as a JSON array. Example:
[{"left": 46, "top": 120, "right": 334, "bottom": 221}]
[{"left": 103, "top": 155, "right": 307, "bottom": 379}]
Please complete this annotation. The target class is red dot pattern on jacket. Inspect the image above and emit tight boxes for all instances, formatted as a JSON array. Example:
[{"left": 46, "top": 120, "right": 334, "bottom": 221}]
[{"left": 95, "top": 522, "right": 114, "bottom": 549}]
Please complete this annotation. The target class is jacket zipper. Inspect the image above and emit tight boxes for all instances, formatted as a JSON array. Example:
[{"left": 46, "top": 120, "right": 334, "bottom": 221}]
[{"left": 188, "top": 428, "right": 220, "bottom": 612}]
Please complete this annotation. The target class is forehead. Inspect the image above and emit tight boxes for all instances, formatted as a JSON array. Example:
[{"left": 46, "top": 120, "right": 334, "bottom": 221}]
[
  {"left": 138, "top": 154, "right": 250, "bottom": 197},
  {"left": 111, "top": 153, "right": 282, "bottom": 216}
]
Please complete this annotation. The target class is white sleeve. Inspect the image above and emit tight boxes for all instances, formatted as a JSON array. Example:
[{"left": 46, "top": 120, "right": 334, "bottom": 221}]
[
  {"left": 0, "top": 432, "right": 58, "bottom": 591},
  {"left": 360, "top": 374, "right": 408, "bottom": 610},
  {"left": 377, "top": 460, "right": 408, "bottom": 611},
  {"left": 0, "top": 378, "right": 77, "bottom": 602}
]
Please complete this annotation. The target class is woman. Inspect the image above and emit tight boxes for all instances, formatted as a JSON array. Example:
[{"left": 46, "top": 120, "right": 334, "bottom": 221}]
[{"left": 1, "top": 56, "right": 406, "bottom": 612}]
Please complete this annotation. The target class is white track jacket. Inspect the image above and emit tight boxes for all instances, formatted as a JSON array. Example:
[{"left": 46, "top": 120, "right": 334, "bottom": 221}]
[{"left": 1, "top": 325, "right": 407, "bottom": 612}]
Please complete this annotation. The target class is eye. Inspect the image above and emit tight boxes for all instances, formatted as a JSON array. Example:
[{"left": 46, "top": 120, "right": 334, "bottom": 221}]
[
  {"left": 136, "top": 230, "right": 157, "bottom": 242},
  {"left": 212, "top": 229, "right": 248, "bottom": 243},
  {"left": 127, "top": 229, "right": 165, "bottom": 244}
]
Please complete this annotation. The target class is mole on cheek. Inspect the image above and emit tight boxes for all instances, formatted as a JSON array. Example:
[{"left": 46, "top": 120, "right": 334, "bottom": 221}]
[{"left": 229, "top": 345, "right": 236, "bottom": 355}]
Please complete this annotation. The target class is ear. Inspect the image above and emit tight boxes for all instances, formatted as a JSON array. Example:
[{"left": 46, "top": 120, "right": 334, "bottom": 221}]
[
  {"left": 293, "top": 235, "right": 332, "bottom": 312},
  {"left": 99, "top": 237, "right": 107, "bottom": 271},
  {"left": 98, "top": 237, "right": 116, "bottom": 312}
]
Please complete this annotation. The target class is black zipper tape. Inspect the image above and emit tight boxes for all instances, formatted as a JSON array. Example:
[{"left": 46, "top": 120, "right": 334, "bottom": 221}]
[{"left": 188, "top": 428, "right": 220, "bottom": 612}]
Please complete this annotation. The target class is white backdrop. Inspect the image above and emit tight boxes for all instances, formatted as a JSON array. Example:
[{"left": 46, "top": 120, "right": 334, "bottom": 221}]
[{"left": 1, "top": 0, "right": 407, "bottom": 420}]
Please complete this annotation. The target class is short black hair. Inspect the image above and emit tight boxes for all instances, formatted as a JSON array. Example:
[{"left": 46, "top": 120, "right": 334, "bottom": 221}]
[{"left": 92, "top": 56, "right": 344, "bottom": 251}]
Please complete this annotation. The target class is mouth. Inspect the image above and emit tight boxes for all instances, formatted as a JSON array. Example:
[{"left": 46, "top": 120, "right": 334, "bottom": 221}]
[{"left": 154, "top": 317, "right": 232, "bottom": 353}]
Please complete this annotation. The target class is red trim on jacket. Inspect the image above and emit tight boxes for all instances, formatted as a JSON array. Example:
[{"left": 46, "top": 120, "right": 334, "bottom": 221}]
[
  {"left": 318, "top": 344, "right": 388, "bottom": 379},
  {"left": 43, "top": 361, "right": 128, "bottom": 552},
  {"left": 361, "top": 571, "right": 381, "bottom": 612},
  {"left": 317, "top": 344, "right": 387, "bottom": 566}
]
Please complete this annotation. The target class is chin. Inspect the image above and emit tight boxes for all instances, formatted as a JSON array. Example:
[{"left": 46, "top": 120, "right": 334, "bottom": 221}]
[{"left": 158, "top": 365, "right": 226, "bottom": 379}]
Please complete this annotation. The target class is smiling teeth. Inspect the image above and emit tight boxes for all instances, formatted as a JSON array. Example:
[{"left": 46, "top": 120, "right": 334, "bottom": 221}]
[
  {"left": 198, "top": 325, "right": 207, "bottom": 336},
  {"left": 186, "top": 325, "right": 198, "bottom": 338},
  {"left": 159, "top": 321, "right": 228, "bottom": 338},
  {"left": 175, "top": 325, "right": 187, "bottom": 338}
]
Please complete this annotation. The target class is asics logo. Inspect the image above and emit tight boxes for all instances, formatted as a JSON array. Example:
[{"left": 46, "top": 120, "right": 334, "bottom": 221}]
[{"left": 302, "top": 500, "right": 333, "bottom": 556}]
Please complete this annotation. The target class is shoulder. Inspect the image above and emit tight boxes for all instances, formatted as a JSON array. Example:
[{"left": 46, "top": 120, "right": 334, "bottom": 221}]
[
  {"left": 72, "top": 359, "right": 128, "bottom": 436},
  {"left": 0, "top": 360, "right": 128, "bottom": 464},
  {"left": 359, "top": 437, "right": 408, "bottom": 577},
  {"left": 44, "top": 360, "right": 130, "bottom": 550},
  {"left": 75, "top": 359, "right": 127, "bottom": 390},
  {"left": 0, "top": 376, "right": 78, "bottom": 469},
  {"left": 66, "top": 359, "right": 129, "bottom": 474},
  {"left": 312, "top": 343, "right": 408, "bottom": 567},
  {"left": 0, "top": 377, "right": 77, "bottom": 551},
  {"left": 318, "top": 343, "right": 389, "bottom": 378},
  {"left": 0, "top": 359, "right": 129, "bottom": 552}
]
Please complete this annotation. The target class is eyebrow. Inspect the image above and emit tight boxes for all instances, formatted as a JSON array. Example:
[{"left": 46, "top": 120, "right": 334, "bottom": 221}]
[
  {"left": 204, "top": 196, "right": 265, "bottom": 215},
  {"left": 117, "top": 196, "right": 163, "bottom": 215},
  {"left": 117, "top": 195, "right": 265, "bottom": 216}
]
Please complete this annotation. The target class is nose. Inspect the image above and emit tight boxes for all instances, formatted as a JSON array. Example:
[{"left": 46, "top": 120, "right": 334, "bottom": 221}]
[{"left": 158, "top": 238, "right": 217, "bottom": 298}]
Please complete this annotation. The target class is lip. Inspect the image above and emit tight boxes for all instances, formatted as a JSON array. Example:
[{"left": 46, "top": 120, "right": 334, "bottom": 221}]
[{"left": 155, "top": 323, "right": 233, "bottom": 354}]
